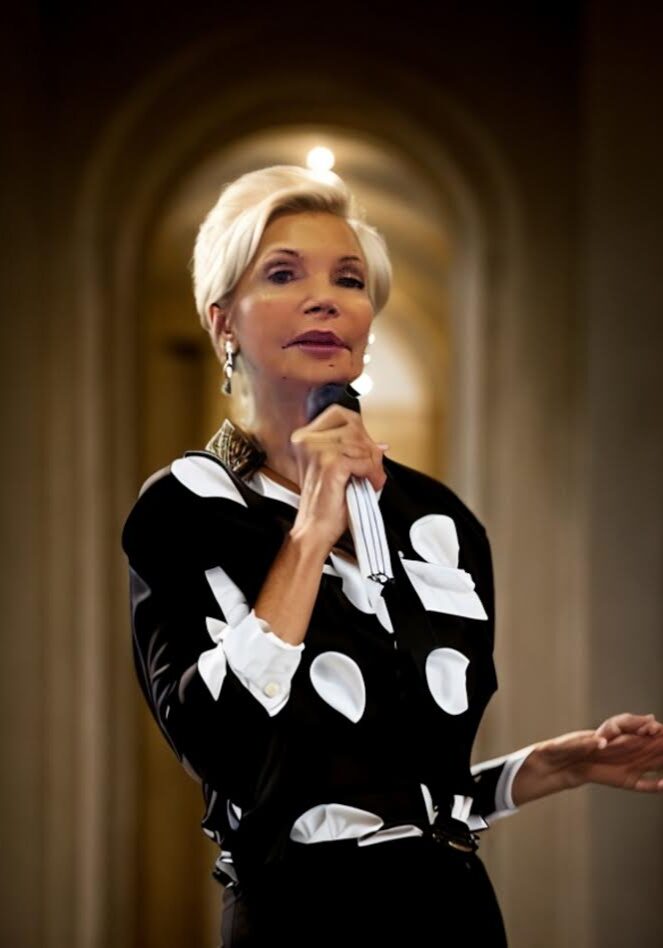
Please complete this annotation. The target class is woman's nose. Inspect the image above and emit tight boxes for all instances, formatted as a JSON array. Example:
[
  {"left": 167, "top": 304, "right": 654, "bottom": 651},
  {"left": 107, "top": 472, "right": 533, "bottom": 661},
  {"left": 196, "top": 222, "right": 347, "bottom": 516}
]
[
  {"left": 304, "top": 299, "right": 339, "bottom": 315},
  {"left": 301, "top": 273, "right": 341, "bottom": 312}
]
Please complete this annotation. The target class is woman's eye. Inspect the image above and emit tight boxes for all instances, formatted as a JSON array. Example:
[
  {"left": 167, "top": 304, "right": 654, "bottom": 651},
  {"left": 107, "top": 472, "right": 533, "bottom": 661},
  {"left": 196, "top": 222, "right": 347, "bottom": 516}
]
[
  {"left": 338, "top": 276, "right": 365, "bottom": 289},
  {"left": 267, "top": 269, "right": 293, "bottom": 284},
  {"left": 267, "top": 269, "right": 365, "bottom": 289}
]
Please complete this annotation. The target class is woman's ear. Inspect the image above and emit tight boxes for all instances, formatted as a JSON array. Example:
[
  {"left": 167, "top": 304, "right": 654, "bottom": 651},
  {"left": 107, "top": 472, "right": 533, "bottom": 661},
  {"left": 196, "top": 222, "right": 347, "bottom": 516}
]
[
  {"left": 208, "top": 302, "right": 223, "bottom": 337},
  {"left": 206, "top": 305, "right": 229, "bottom": 367},
  {"left": 209, "top": 303, "right": 234, "bottom": 348}
]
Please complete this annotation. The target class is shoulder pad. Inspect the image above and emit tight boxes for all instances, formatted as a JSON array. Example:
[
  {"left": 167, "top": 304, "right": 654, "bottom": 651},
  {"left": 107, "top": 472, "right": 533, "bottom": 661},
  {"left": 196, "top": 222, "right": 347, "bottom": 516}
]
[
  {"left": 138, "top": 463, "right": 172, "bottom": 498},
  {"left": 384, "top": 455, "right": 486, "bottom": 535}
]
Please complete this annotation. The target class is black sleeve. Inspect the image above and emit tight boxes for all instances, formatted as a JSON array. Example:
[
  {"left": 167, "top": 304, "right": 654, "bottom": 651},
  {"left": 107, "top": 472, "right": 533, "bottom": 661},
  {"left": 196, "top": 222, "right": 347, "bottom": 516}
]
[
  {"left": 467, "top": 526, "right": 536, "bottom": 822},
  {"left": 120, "top": 475, "right": 304, "bottom": 805}
]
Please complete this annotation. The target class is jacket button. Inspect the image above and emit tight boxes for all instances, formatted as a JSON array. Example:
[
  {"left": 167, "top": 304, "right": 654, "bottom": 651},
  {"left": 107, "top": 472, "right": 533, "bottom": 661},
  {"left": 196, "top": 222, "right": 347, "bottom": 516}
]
[{"left": 263, "top": 681, "right": 281, "bottom": 697}]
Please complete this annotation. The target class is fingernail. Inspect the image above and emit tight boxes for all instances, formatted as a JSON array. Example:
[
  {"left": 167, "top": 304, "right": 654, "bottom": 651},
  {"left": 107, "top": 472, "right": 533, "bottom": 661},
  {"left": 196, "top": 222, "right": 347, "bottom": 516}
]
[
  {"left": 377, "top": 443, "right": 390, "bottom": 450},
  {"left": 597, "top": 737, "right": 608, "bottom": 748}
]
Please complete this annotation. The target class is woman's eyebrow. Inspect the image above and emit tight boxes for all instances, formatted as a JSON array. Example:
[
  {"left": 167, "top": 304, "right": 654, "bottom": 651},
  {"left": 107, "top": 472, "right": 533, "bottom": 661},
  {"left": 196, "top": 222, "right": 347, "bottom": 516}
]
[{"left": 262, "top": 247, "right": 364, "bottom": 265}]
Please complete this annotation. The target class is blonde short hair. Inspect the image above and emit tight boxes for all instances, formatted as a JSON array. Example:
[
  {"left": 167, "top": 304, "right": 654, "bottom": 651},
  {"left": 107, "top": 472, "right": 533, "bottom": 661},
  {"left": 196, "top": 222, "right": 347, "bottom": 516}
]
[{"left": 190, "top": 164, "right": 392, "bottom": 334}]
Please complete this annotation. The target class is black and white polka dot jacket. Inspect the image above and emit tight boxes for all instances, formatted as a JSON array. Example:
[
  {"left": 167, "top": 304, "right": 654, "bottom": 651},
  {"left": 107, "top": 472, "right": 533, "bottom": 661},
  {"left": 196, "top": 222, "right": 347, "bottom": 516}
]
[{"left": 121, "top": 449, "right": 535, "bottom": 889}]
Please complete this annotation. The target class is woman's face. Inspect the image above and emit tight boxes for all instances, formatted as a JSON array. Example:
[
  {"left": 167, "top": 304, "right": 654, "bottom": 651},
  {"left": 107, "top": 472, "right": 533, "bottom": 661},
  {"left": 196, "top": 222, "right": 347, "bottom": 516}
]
[{"left": 212, "top": 210, "right": 374, "bottom": 394}]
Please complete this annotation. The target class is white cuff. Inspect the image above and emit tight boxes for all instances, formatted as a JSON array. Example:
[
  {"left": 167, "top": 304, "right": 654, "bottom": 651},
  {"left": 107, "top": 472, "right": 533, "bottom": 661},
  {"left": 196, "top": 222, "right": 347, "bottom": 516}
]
[
  {"left": 222, "top": 608, "right": 304, "bottom": 715},
  {"left": 472, "top": 743, "right": 538, "bottom": 824},
  {"left": 495, "top": 744, "right": 537, "bottom": 811},
  {"left": 197, "top": 609, "right": 304, "bottom": 712}
]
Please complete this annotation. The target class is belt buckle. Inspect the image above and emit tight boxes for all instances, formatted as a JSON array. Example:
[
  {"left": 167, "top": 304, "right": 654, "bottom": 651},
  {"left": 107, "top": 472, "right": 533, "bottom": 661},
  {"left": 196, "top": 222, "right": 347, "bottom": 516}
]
[{"left": 429, "top": 820, "right": 480, "bottom": 854}]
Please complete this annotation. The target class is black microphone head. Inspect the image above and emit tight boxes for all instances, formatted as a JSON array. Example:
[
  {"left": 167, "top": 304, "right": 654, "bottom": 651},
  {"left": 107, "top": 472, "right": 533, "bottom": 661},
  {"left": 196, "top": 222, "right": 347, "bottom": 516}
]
[{"left": 305, "top": 382, "right": 362, "bottom": 423}]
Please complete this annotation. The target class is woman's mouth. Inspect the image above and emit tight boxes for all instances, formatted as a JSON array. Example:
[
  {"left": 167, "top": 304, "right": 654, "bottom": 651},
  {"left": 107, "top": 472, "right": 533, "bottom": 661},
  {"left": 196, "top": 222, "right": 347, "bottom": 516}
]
[{"left": 287, "top": 341, "right": 348, "bottom": 357}]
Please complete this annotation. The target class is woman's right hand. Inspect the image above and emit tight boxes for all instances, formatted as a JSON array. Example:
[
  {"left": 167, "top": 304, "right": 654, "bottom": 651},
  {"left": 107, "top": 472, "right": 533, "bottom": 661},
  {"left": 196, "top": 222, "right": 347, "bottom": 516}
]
[{"left": 288, "top": 404, "right": 389, "bottom": 553}]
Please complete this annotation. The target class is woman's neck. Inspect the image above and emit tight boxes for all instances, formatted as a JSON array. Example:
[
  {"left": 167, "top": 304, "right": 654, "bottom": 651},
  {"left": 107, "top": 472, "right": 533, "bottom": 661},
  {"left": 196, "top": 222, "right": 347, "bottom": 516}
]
[{"left": 244, "top": 387, "right": 310, "bottom": 488}]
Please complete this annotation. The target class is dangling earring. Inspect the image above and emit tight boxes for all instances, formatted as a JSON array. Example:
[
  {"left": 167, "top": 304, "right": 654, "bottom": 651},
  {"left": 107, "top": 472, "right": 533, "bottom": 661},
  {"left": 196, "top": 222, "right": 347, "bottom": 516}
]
[{"left": 221, "top": 340, "right": 236, "bottom": 395}]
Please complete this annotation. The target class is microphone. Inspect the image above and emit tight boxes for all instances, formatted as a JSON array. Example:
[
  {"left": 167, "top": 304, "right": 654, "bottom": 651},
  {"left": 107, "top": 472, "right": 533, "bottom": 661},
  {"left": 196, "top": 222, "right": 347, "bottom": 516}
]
[{"left": 305, "top": 382, "right": 394, "bottom": 585}]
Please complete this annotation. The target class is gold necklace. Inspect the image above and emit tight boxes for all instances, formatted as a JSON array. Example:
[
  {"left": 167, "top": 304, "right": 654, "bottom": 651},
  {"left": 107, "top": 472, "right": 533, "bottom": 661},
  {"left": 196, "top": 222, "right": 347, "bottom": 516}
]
[
  {"left": 260, "top": 463, "right": 301, "bottom": 494},
  {"left": 206, "top": 418, "right": 300, "bottom": 492}
]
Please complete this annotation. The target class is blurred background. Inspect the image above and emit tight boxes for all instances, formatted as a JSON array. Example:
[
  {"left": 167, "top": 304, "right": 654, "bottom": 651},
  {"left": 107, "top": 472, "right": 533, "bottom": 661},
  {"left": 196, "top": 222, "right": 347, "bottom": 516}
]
[{"left": 2, "top": 2, "right": 661, "bottom": 946}]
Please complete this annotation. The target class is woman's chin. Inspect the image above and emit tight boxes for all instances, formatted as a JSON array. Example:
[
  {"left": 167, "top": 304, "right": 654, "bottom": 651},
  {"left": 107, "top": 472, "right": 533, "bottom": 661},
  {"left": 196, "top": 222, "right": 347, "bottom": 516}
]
[{"left": 280, "top": 362, "right": 356, "bottom": 386}]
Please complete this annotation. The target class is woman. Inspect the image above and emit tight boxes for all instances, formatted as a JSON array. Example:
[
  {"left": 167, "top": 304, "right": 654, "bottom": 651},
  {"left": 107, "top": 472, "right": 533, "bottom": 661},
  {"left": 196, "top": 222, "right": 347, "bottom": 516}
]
[{"left": 121, "top": 165, "right": 663, "bottom": 947}]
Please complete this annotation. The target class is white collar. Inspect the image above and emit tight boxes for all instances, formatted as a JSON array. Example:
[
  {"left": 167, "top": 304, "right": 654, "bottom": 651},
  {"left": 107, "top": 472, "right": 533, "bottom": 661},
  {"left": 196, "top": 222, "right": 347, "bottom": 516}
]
[{"left": 245, "top": 469, "right": 301, "bottom": 508}]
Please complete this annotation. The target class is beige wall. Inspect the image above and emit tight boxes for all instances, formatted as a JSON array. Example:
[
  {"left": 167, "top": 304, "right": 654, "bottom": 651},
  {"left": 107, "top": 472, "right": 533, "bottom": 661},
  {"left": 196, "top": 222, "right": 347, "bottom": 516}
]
[
  {"left": 585, "top": 7, "right": 663, "bottom": 947},
  {"left": 1, "top": 4, "right": 661, "bottom": 947}
]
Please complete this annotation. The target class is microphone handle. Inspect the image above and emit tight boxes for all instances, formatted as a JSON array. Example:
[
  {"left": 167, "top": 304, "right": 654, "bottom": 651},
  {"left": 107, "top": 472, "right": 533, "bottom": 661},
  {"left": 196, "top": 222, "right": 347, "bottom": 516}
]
[
  {"left": 305, "top": 381, "right": 362, "bottom": 420},
  {"left": 305, "top": 383, "right": 394, "bottom": 585}
]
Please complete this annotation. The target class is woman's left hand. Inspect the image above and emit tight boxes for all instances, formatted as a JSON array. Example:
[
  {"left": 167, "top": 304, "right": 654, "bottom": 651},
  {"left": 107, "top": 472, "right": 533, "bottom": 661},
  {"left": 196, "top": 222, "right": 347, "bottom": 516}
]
[{"left": 537, "top": 712, "right": 663, "bottom": 793}]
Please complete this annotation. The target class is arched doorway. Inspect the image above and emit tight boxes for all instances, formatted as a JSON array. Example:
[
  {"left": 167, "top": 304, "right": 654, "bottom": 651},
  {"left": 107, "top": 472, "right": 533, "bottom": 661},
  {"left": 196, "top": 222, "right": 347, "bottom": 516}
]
[{"left": 44, "top": 41, "right": 590, "bottom": 948}]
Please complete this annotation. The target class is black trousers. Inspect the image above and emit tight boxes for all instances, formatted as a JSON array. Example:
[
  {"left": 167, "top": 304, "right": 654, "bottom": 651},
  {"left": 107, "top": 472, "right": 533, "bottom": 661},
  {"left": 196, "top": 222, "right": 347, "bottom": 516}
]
[{"left": 220, "top": 835, "right": 509, "bottom": 947}]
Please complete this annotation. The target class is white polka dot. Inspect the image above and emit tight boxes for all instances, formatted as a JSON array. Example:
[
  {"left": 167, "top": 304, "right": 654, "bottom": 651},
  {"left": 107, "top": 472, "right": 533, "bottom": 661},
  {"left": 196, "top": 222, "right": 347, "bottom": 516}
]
[
  {"left": 357, "top": 824, "right": 425, "bottom": 846},
  {"left": 425, "top": 647, "right": 470, "bottom": 714},
  {"left": 451, "top": 794, "right": 473, "bottom": 822},
  {"left": 409, "top": 514, "right": 459, "bottom": 568},
  {"left": 171, "top": 455, "right": 248, "bottom": 504},
  {"left": 326, "top": 553, "right": 394, "bottom": 634},
  {"left": 399, "top": 558, "right": 488, "bottom": 620},
  {"left": 420, "top": 782, "right": 438, "bottom": 824},
  {"left": 289, "top": 803, "right": 383, "bottom": 843},
  {"left": 309, "top": 651, "right": 367, "bottom": 723},
  {"left": 227, "top": 800, "right": 242, "bottom": 830}
]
